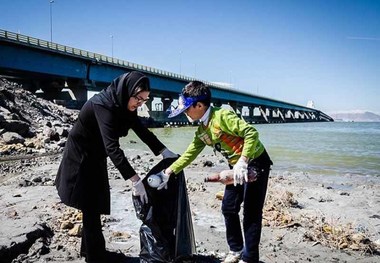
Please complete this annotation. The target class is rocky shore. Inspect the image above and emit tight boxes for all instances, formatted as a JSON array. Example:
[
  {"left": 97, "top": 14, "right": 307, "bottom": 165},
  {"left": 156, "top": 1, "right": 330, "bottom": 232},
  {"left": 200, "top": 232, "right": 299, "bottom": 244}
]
[
  {"left": 1, "top": 79, "right": 380, "bottom": 263},
  {"left": 0, "top": 78, "right": 78, "bottom": 158}
]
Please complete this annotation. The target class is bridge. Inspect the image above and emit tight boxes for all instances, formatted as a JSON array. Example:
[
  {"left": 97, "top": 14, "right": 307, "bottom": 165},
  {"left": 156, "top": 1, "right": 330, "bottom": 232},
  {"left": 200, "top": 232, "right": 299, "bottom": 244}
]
[{"left": 0, "top": 29, "right": 333, "bottom": 126}]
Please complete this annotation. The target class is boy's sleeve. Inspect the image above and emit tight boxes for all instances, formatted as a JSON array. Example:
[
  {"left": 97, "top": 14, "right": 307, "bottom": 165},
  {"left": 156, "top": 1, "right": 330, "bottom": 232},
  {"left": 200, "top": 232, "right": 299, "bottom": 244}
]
[
  {"left": 169, "top": 131, "right": 206, "bottom": 174},
  {"left": 219, "top": 110, "right": 260, "bottom": 159}
]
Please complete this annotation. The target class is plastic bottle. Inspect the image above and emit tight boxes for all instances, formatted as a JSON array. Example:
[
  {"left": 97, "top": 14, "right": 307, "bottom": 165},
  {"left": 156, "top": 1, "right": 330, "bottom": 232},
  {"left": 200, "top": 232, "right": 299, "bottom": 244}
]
[
  {"left": 147, "top": 173, "right": 163, "bottom": 188},
  {"left": 204, "top": 169, "right": 257, "bottom": 185}
]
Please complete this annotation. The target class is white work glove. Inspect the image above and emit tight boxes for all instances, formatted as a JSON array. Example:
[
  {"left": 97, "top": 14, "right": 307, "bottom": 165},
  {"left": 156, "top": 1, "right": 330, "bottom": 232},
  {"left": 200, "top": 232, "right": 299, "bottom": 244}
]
[
  {"left": 156, "top": 171, "right": 170, "bottom": 190},
  {"left": 132, "top": 178, "right": 148, "bottom": 204},
  {"left": 233, "top": 158, "right": 248, "bottom": 186},
  {"left": 161, "top": 148, "right": 178, "bottom": 159}
]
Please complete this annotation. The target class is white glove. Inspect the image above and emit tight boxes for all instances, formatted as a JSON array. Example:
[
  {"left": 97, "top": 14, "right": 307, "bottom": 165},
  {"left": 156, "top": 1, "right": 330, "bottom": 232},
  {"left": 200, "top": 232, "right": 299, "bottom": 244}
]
[
  {"left": 132, "top": 178, "right": 148, "bottom": 204},
  {"left": 161, "top": 148, "right": 178, "bottom": 159},
  {"left": 157, "top": 171, "right": 170, "bottom": 190},
  {"left": 233, "top": 158, "right": 248, "bottom": 186}
]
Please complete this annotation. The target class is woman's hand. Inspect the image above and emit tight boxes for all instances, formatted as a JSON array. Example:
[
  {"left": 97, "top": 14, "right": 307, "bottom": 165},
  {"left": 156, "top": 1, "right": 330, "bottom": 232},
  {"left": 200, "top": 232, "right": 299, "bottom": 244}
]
[
  {"left": 131, "top": 175, "right": 148, "bottom": 204},
  {"left": 161, "top": 148, "right": 178, "bottom": 159}
]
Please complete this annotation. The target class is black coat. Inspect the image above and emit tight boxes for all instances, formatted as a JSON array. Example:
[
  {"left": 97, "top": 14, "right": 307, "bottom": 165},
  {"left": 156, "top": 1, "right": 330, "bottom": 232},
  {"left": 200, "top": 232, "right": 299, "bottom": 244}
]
[{"left": 55, "top": 72, "right": 165, "bottom": 214}]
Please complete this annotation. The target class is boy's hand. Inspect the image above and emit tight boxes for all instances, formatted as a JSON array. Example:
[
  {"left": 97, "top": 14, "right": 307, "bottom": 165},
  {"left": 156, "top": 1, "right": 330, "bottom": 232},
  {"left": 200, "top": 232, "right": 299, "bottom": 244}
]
[
  {"left": 157, "top": 171, "right": 170, "bottom": 190},
  {"left": 233, "top": 158, "right": 248, "bottom": 186}
]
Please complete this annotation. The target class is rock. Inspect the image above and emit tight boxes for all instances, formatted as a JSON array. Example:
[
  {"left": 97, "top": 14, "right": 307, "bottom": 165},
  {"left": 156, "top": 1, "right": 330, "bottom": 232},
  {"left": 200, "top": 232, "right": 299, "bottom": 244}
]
[
  {"left": 203, "top": 160, "right": 214, "bottom": 167},
  {"left": 0, "top": 120, "right": 31, "bottom": 137},
  {"left": 110, "top": 231, "right": 131, "bottom": 242},
  {"left": 55, "top": 127, "right": 69, "bottom": 137},
  {"left": 60, "top": 221, "right": 74, "bottom": 230},
  {"left": 43, "top": 127, "right": 60, "bottom": 141},
  {"left": 2, "top": 132, "right": 25, "bottom": 144},
  {"left": 32, "top": 176, "right": 42, "bottom": 183},
  {"left": 215, "top": 191, "right": 224, "bottom": 200},
  {"left": 68, "top": 224, "right": 82, "bottom": 236},
  {"left": 351, "top": 233, "right": 366, "bottom": 244},
  {"left": 374, "top": 239, "right": 380, "bottom": 247}
]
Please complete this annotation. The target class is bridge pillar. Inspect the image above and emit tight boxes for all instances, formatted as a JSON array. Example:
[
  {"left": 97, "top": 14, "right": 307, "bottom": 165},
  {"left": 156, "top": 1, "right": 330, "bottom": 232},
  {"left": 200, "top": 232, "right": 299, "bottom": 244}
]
[
  {"left": 248, "top": 106, "right": 255, "bottom": 117},
  {"left": 67, "top": 79, "right": 96, "bottom": 107},
  {"left": 268, "top": 108, "right": 275, "bottom": 123},
  {"left": 259, "top": 106, "right": 269, "bottom": 123},
  {"left": 277, "top": 108, "right": 286, "bottom": 122},
  {"left": 228, "top": 101, "right": 243, "bottom": 118},
  {"left": 154, "top": 100, "right": 163, "bottom": 111},
  {"left": 287, "top": 110, "right": 295, "bottom": 122},
  {"left": 243, "top": 106, "right": 255, "bottom": 123},
  {"left": 145, "top": 97, "right": 153, "bottom": 111},
  {"left": 161, "top": 97, "right": 173, "bottom": 112},
  {"left": 213, "top": 100, "right": 222, "bottom": 107},
  {"left": 228, "top": 101, "right": 237, "bottom": 112},
  {"left": 290, "top": 111, "right": 295, "bottom": 119},
  {"left": 70, "top": 86, "right": 88, "bottom": 102},
  {"left": 39, "top": 79, "right": 65, "bottom": 101}
]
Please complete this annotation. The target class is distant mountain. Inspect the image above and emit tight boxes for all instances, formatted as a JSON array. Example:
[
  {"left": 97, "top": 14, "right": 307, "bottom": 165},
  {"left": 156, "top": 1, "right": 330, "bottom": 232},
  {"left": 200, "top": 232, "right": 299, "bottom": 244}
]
[{"left": 329, "top": 110, "right": 380, "bottom": 122}]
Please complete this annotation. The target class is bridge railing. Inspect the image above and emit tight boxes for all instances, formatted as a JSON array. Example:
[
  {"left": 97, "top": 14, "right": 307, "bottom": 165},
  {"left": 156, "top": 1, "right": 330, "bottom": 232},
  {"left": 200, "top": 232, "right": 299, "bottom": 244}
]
[
  {"left": 1, "top": 29, "right": 259, "bottom": 94},
  {"left": 1, "top": 29, "right": 228, "bottom": 86}
]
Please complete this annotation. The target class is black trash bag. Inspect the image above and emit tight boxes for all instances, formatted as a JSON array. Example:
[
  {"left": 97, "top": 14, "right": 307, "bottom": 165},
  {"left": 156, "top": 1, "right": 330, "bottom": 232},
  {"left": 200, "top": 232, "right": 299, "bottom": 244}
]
[{"left": 132, "top": 158, "right": 196, "bottom": 263}]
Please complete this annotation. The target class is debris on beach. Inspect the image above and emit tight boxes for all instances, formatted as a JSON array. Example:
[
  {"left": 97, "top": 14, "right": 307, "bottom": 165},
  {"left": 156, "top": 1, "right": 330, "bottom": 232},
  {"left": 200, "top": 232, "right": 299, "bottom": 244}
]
[
  {"left": 303, "top": 216, "right": 380, "bottom": 255},
  {"left": 0, "top": 78, "right": 78, "bottom": 157},
  {"left": 262, "top": 177, "right": 380, "bottom": 255}
]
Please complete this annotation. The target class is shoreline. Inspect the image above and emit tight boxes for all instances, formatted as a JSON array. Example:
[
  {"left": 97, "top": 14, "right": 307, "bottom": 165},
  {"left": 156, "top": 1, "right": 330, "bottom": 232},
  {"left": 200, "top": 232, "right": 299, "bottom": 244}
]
[{"left": 1, "top": 150, "right": 379, "bottom": 263}]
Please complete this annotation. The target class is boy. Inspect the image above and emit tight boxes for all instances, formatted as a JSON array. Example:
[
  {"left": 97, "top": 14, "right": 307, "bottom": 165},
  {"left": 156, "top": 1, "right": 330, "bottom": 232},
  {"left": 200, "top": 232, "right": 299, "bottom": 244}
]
[{"left": 156, "top": 81, "right": 272, "bottom": 263}]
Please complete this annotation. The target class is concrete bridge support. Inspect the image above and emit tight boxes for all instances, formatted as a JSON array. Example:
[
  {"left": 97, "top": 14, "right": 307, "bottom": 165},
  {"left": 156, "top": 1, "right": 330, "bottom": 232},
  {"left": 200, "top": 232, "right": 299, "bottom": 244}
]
[
  {"left": 259, "top": 106, "right": 269, "bottom": 123},
  {"left": 161, "top": 97, "right": 173, "bottom": 112},
  {"left": 249, "top": 106, "right": 255, "bottom": 118},
  {"left": 213, "top": 100, "right": 222, "bottom": 107},
  {"left": 228, "top": 101, "right": 242, "bottom": 116},
  {"left": 287, "top": 110, "right": 295, "bottom": 122},
  {"left": 277, "top": 108, "right": 286, "bottom": 122},
  {"left": 145, "top": 97, "right": 154, "bottom": 111},
  {"left": 66, "top": 79, "right": 95, "bottom": 108}
]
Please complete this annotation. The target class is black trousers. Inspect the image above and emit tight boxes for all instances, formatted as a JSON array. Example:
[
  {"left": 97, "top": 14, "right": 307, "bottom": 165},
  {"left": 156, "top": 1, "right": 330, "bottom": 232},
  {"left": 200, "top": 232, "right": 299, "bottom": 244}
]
[
  {"left": 222, "top": 150, "right": 272, "bottom": 263},
  {"left": 81, "top": 211, "right": 106, "bottom": 263}
]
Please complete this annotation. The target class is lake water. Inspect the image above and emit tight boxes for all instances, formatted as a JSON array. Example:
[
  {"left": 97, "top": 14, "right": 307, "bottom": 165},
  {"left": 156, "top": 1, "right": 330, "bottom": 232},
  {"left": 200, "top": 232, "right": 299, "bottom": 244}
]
[{"left": 120, "top": 122, "right": 380, "bottom": 177}]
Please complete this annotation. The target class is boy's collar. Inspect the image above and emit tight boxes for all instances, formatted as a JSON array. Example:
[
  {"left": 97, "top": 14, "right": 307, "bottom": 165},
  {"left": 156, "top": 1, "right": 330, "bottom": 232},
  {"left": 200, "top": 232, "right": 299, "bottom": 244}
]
[{"left": 200, "top": 106, "right": 212, "bottom": 126}]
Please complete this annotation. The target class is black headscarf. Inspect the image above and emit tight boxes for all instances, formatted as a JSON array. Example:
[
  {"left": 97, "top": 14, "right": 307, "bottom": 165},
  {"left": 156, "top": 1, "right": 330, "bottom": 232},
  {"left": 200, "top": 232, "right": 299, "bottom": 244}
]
[{"left": 92, "top": 71, "right": 150, "bottom": 113}]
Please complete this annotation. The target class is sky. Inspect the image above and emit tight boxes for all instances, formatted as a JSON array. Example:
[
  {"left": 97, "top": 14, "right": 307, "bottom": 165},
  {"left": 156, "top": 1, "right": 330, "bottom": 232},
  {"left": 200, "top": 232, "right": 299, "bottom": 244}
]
[{"left": 1, "top": 0, "right": 379, "bottom": 114}]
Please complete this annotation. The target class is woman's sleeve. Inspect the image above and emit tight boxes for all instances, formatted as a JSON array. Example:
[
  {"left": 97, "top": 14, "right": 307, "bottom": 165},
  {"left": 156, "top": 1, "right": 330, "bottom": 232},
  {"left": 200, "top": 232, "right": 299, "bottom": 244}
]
[
  {"left": 93, "top": 104, "right": 136, "bottom": 180},
  {"left": 131, "top": 119, "right": 166, "bottom": 155}
]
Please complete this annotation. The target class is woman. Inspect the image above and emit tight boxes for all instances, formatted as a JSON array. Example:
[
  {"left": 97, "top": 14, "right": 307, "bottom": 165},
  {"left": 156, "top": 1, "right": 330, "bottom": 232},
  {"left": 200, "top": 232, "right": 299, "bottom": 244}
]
[{"left": 55, "top": 71, "right": 176, "bottom": 263}]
